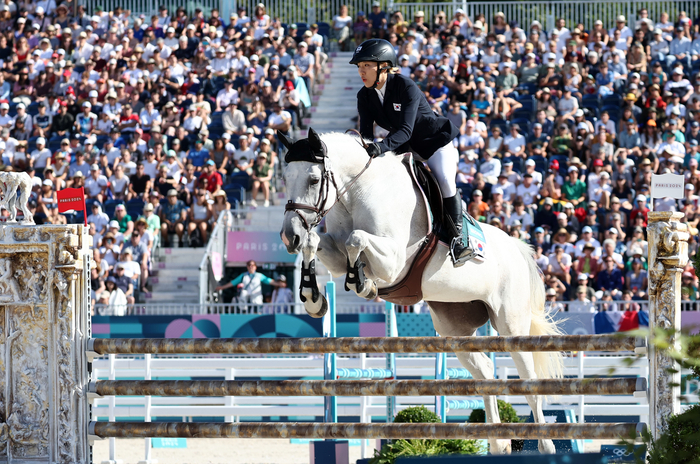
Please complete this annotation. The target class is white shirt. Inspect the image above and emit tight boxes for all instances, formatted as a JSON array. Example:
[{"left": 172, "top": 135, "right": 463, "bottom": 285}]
[
  {"left": 117, "top": 260, "right": 141, "bottom": 278},
  {"left": 516, "top": 183, "right": 539, "bottom": 205},
  {"left": 85, "top": 174, "right": 108, "bottom": 196},
  {"left": 139, "top": 109, "right": 161, "bottom": 130},
  {"left": 109, "top": 175, "right": 129, "bottom": 194},
  {"left": 574, "top": 238, "right": 602, "bottom": 258},
  {"left": 503, "top": 133, "right": 526, "bottom": 154},
  {"left": 547, "top": 251, "right": 572, "bottom": 274},
  {"left": 216, "top": 88, "right": 239, "bottom": 108},
  {"left": 507, "top": 210, "right": 533, "bottom": 228},
  {"left": 143, "top": 159, "right": 158, "bottom": 179},
  {"left": 267, "top": 111, "right": 291, "bottom": 127},
  {"left": 31, "top": 147, "right": 52, "bottom": 168},
  {"left": 479, "top": 158, "right": 501, "bottom": 178}
]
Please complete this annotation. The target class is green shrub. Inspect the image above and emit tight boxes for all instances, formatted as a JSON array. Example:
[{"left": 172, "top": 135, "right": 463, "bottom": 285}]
[
  {"left": 369, "top": 406, "right": 485, "bottom": 464},
  {"left": 468, "top": 400, "right": 523, "bottom": 452},
  {"left": 647, "top": 404, "right": 700, "bottom": 464},
  {"left": 394, "top": 405, "right": 441, "bottom": 424},
  {"left": 468, "top": 399, "right": 522, "bottom": 424}
]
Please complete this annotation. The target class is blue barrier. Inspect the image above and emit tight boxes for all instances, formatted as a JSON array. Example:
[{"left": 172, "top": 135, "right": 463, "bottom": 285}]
[
  {"left": 447, "top": 368, "right": 473, "bottom": 380},
  {"left": 337, "top": 368, "right": 394, "bottom": 379},
  {"left": 447, "top": 399, "right": 486, "bottom": 411}
]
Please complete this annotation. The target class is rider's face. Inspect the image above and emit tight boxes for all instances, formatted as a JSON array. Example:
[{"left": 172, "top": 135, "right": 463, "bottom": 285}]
[{"left": 357, "top": 61, "right": 381, "bottom": 88}]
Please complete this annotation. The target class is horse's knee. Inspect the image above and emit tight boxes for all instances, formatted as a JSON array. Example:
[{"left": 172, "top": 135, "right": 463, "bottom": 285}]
[{"left": 345, "top": 230, "right": 368, "bottom": 265}]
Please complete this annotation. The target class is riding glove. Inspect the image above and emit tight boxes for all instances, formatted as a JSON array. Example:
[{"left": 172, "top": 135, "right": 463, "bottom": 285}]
[{"left": 365, "top": 143, "right": 382, "bottom": 158}]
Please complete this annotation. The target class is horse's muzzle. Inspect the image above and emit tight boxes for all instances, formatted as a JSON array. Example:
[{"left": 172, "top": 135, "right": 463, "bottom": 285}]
[{"left": 281, "top": 216, "right": 304, "bottom": 254}]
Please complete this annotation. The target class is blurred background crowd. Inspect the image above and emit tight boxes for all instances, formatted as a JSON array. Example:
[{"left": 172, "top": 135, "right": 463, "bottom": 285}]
[{"left": 0, "top": 0, "right": 697, "bottom": 308}]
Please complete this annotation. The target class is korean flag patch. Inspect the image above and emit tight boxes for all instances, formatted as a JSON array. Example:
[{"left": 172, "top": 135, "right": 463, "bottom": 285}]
[{"left": 393, "top": 103, "right": 401, "bottom": 111}]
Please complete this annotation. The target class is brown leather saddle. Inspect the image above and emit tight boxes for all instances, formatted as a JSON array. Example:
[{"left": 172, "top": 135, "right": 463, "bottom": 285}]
[{"left": 377, "top": 155, "right": 444, "bottom": 306}]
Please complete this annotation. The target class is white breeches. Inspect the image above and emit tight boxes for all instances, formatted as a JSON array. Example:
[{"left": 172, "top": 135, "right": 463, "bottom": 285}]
[{"left": 426, "top": 141, "right": 458, "bottom": 198}]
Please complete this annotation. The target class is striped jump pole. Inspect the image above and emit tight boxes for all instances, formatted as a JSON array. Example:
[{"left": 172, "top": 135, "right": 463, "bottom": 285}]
[
  {"left": 89, "top": 422, "right": 648, "bottom": 440},
  {"left": 88, "top": 334, "right": 646, "bottom": 355},
  {"left": 90, "top": 378, "right": 646, "bottom": 397}
]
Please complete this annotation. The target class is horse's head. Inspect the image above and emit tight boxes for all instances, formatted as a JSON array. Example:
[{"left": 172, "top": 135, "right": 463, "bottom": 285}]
[{"left": 280, "top": 128, "right": 329, "bottom": 254}]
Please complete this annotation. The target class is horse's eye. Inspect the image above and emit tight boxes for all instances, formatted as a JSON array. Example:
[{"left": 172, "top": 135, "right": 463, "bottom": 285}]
[{"left": 310, "top": 178, "right": 320, "bottom": 185}]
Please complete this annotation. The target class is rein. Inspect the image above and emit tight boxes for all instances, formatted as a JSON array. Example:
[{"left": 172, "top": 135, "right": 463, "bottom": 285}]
[{"left": 284, "top": 130, "right": 374, "bottom": 231}]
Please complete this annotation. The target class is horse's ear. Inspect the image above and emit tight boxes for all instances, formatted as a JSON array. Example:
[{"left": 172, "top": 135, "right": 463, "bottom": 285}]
[
  {"left": 277, "top": 130, "right": 293, "bottom": 149},
  {"left": 308, "top": 128, "right": 323, "bottom": 152}
]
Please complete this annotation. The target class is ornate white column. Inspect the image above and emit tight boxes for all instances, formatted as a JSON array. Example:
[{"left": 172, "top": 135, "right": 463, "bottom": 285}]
[
  {"left": 647, "top": 211, "right": 689, "bottom": 439},
  {"left": 0, "top": 224, "right": 91, "bottom": 464}
]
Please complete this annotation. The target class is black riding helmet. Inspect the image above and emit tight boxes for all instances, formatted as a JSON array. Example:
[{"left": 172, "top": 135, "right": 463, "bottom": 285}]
[{"left": 349, "top": 39, "right": 397, "bottom": 89}]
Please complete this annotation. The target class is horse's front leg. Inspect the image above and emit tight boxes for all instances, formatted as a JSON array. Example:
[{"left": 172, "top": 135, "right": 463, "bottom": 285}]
[
  {"left": 344, "top": 230, "right": 402, "bottom": 300},
  {"left": 299, "top": 231, "right": 328, "bottom": 318}
]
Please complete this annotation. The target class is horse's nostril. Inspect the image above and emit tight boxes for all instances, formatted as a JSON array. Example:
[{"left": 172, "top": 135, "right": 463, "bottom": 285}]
[{"left": 292, "top": 235, "right": 300, "bottom": 250}]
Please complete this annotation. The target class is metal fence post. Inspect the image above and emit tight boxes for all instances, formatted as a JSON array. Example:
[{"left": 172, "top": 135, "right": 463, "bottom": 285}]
[
  {"left": 225, "top": 367, "right": 236, "bottom": 423},
  {"left": 434, "top": 345, "right": 447, "bottom": 422},
  {"left": 577, "top": 352, "right": 585, "bottom": 424},
  {"left": 360, "top": 352, "right": 369, "bottom": 459},
  {"left": 385, "top": 301, "right": 397, "bottom": 422},
  {"left": 138, "top": 354, "right": 155, "bottom": 464},
  {"left": 323, "top": 281, "right": 337, "bottom": 424},
  {"left": 102, "top": 353, "right": 122, "bottom": 464}
]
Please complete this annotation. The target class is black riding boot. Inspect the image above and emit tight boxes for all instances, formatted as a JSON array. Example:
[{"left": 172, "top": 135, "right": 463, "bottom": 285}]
[{"left": 444, "top": 194, "right": 472, "bottom": 267}]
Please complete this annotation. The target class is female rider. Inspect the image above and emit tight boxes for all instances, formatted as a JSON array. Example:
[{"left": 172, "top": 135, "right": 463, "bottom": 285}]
[{"left": 350, "top": 39, "right": 470, "bottom": 266}]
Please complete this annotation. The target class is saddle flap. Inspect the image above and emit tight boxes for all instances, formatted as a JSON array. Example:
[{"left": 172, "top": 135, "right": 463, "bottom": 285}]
[{"left": 401, "top": 154, "right": 443, "bottom": 231}]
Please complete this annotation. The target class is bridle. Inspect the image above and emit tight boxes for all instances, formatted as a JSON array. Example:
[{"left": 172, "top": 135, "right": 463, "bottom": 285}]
[{"left": 284, "top": 129, "right": 374, "bottom": 231}]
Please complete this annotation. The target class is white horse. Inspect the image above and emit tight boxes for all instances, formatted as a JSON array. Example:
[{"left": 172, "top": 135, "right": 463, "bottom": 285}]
[
  {"left": 0, "top": 171, "right": 33, "bottom": 223},
  {"left": 280, "top": 129, "right": 563, "bottom": 454}
]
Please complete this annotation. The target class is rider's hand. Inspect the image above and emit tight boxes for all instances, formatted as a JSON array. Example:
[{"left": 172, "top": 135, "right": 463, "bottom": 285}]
[{"left": 366, "top": 143, "right": 382, "bottom": 158}]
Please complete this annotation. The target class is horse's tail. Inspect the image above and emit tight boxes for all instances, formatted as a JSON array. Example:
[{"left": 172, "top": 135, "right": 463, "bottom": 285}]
[{"left": 514, "top": 239, "right": 564, "bottom": 380}]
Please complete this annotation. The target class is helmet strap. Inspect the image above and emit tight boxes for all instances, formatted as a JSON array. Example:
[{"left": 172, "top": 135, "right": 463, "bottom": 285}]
[{"left": 371, "top": 63, "right": 390, "bottom": 89}]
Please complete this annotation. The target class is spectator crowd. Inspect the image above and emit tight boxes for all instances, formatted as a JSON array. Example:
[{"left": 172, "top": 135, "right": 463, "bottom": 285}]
[
  {"left": 0, "top": 1, "right": 333, "bottom": 308},
  {"left": 347, "top": 4, "right": 700, "bottom": 308},
  {"left": 0, "top": 0, "right": 698, "bottom": 309}
]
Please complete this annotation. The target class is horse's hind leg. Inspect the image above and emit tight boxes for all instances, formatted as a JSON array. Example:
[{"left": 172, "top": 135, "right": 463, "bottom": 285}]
[
  {"left": 509, "top": 351, "right": 555, "bottom": 454},
  {"left": 494, "top": 303, "right": 556, "bottom": 454},
  {"left": 429, "top": 301, "right": 511, "bottom": 454},
  {"left": 455, "top": 351, "right": 511, "bottom": 454}
]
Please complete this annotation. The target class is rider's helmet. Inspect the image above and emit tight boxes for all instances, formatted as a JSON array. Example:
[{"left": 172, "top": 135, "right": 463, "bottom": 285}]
[{"left": 349, "top": 39, "right": 398, "bottom": 67}]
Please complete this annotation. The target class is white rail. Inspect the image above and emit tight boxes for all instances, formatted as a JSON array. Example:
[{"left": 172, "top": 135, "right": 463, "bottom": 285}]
[{"left": 89, "top": 354, "right": 688, "bottom": 426}]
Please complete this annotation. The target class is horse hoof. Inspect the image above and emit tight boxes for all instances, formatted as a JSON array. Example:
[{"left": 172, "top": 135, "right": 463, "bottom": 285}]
[
  {"left": 306, "top": 294, "right": 328, "bottom": 319},
  {"left": 364, "top": 281, "right": 378, "bottom": 301}
]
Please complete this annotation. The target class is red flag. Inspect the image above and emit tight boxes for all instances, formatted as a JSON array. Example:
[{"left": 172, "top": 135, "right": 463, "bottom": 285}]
[{"left": 57, "top": 187, "right": 87, "bottom": 226}]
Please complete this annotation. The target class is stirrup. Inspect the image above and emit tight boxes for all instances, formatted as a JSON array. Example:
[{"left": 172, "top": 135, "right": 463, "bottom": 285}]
[{"left": 449, "top": 236, "right": 476, "bottom": 268}]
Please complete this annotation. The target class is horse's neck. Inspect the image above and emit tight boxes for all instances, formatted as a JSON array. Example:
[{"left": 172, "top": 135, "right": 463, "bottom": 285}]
[{"left": 333, "top": 151, "right": 428, "bottom": 242}]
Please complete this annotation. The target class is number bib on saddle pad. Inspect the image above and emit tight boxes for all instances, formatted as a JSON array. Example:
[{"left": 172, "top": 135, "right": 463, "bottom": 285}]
[{"left": 463, "top": 212, "right": 487, "bottom": 262}]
